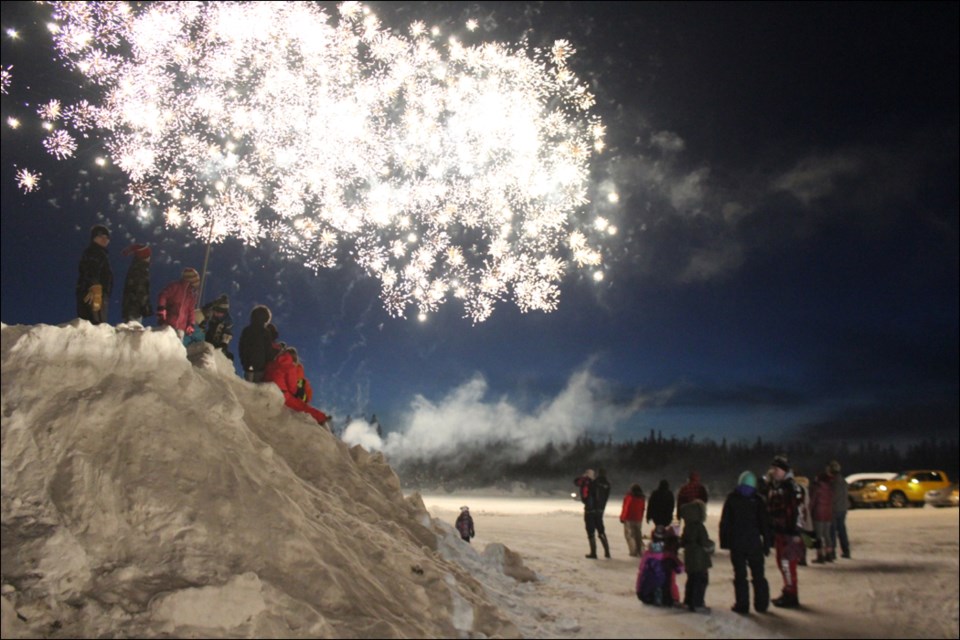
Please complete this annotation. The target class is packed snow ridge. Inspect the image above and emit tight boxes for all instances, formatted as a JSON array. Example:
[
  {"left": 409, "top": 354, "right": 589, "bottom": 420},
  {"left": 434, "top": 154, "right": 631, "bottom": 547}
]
[{"left": 1, "top": 321, "right": 529, "bottom": 638}]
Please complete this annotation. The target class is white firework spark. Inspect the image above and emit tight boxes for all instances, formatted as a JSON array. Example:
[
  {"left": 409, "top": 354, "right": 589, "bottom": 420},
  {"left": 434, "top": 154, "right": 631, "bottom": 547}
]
[
  {"left": 42, "top": 128, "right": 77, "bottom": 159},
  {"left": 17, "top": 168, "right": 41, "bottom": 192},
  {"left": 25, "top": 1, "right": 609, "bottom": 322}
]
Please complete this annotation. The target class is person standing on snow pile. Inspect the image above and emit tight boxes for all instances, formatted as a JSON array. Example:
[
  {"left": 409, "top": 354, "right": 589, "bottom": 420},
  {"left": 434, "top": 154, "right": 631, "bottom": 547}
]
[
  {"left": 156, "top": 267, "right": 201, "bottom": 339},
  {"left": 574, "top": 469, "right": 611, "bottom": 559},
  {"left": 455, "top": 506, "right": 475, "bottom": 543},
  {"left": 766, "top": 454, "right": 804, "bottom": 608},
  {"left": 202, "top": 294, "right": 234, "bottom": 362},
  {"left": 620, "top": 483, "right": 646, "bottom": 557},
  {"left": 676, "top": 470, "right": 709, "bottom": 519},
  {"left": 720, "top": 470, "right": 771, "bottom": 615},
  {"left": 647, "top": 479, "right": 675, "bottom": 529},
  {"left": 76, "top": 224, "right": 113, "bottom": 325},
  {"left": 679, "top": 498, "right": 715, "bottom": 613},
  {"left": 263, "top": 346, "right": 329, "bottom": 426},
  {"left": 239, "top": 305, "right": 275, "bottom": 382},
  {"left": 120, "top": 243, "right": 153, "bottom": 324}
]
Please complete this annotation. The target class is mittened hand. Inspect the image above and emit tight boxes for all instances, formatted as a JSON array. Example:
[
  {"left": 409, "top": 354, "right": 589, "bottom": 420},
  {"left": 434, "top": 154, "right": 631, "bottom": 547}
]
[{"left": 84, "top": 284, "right": 103, "bottom": 311}]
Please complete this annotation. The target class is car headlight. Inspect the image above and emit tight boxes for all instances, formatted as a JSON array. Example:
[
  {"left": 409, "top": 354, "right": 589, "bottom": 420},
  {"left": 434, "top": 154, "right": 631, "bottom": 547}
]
[{"left": 877, "top": 484, "right": 888, "bottom": 492}]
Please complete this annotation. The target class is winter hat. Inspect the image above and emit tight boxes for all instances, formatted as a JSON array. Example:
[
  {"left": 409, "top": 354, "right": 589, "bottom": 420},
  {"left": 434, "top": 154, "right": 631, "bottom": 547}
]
[
  {"left": 90, "top": 224, "right": 111, "bottom": 240},
  {"left": 121, "top": 243, "right": 151, "bottom": 260},
  {"left": 460, "top": 506, "right": 470, "bottom": 512},
  {"left": 738, "top": 470, "right": 757, "bottom": 489},
  {"left": 181, "top": 267, "right": 200, "bottom": 284},
  {"left": 211, "top": 293, "right": 229, "bottom": 311},
  {"left": 771, "top": 455, "right": 790, "bottom": 472}
]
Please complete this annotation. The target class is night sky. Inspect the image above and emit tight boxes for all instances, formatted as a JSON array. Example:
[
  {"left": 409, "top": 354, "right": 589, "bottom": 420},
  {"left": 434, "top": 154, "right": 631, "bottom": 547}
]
[{"left": 2, "top": 2, "right": 957, "bottom": 447}]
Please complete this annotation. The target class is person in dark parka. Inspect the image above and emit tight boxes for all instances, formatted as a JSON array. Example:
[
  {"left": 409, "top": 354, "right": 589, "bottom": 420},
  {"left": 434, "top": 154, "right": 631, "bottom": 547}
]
[
  {"left": 647, "top": 479, "right": 675, "bottom": 528},
  {"left": 239, "top": 304, "right": 274, "bottom": 382},
  {"left": 120, "top": 243, "right": 153, "bottom": 323},
  {"left": 76, "top": 224, "right": 113, "bottom": 324},
  {"left": 720, "top": 470, "right": 771, "bottom": 614}
]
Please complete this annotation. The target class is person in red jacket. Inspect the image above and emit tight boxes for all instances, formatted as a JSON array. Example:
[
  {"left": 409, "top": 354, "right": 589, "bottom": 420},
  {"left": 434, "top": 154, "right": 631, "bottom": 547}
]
[
  {"left": 676, "top": 470, "right": 709, "bottom": 519},
  {"left": 620, "top": 483, "right": 646, "bottom": 557},
  {"left": 263, "top": 347, "right": 329, "bottom": 426}
]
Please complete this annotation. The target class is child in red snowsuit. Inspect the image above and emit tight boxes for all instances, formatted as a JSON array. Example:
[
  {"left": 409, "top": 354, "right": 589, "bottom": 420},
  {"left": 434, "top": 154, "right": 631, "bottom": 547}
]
[{"left": 263, "top": 347, "right": 328, "bottom": 425}]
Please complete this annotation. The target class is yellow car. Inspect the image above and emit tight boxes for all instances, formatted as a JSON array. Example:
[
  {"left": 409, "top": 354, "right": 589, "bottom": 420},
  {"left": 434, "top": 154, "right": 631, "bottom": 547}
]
[
  {"left": 847, "top": 475, "right": 896, "bottom": 509},
  {"left": 861, "top": 470, "right": 951, "bottom": 508}
]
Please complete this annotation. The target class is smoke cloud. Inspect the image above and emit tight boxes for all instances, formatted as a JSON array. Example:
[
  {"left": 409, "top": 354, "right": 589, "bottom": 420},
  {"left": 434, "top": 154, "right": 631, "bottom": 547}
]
[{"left": 342, "top": 366, "right": 644, "bottom": 463}]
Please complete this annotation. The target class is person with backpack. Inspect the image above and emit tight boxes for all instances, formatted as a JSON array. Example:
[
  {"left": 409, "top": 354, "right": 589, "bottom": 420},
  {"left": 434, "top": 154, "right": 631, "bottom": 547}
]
[{"left": 573, "top": 469, "right": 611, "bottom": 559}]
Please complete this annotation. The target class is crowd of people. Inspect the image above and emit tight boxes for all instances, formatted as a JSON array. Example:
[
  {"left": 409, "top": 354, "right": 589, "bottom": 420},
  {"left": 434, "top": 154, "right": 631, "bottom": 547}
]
[
  {"left": 565, "top": 454, "right": 851, "bottom": 615},
  {"left": 75, "top": 224, "right": 330, "bottom": 427}
]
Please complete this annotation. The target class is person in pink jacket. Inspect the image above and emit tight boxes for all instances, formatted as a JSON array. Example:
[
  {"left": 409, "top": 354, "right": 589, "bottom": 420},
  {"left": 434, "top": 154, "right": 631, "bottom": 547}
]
[
  {"left": 156, "top": 267, "right": 200, "bottom": 337},
  {"left": 263, "top": 347, "right": 329, "bottom": 426}
]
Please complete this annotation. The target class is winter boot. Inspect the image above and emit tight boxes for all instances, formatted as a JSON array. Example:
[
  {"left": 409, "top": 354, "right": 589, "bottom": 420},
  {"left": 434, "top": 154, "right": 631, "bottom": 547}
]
[
  {"left": 598, "top": 532, "right": 611, "bottom": 558},
  {"left": 753, "top": 577, "right": 770, "bottom": 613},
  {"left": 733, "top": 577, "right": 750, "bottom": 614},
  {"left": 585, "top": 536, "right": 598, "bottom": 559},
  {"left": 772, "top": 592, "right": 799, "bottom": 608}
]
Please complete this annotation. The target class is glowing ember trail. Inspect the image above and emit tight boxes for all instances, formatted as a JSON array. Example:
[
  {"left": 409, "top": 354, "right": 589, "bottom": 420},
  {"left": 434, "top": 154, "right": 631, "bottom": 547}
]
[{"left": 12, "top": 1, "right": 614, "bottom": 322}]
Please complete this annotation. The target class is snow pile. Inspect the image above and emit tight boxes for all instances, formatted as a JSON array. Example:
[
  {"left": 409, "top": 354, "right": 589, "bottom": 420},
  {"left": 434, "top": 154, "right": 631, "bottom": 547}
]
[{"left": 0, "top": 321, "right": 530, "bottom": 639}]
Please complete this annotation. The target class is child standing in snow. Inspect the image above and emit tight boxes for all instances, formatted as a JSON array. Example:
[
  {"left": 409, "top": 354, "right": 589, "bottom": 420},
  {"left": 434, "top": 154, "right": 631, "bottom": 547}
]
[
  {"left": 679, "top": 499, "right": 714, "bottom": 613},
  {"left": 456, "top": 506, "right": 475, "bottom": 543},
  {"left": 636, "top": 525, "right": 684, "bottom": 607}
]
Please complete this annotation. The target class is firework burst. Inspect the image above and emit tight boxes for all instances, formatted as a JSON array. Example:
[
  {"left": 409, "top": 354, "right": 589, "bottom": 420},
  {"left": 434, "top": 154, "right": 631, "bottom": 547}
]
[{"left": 14, "top": 1, "right": 613, "bottom": 322}]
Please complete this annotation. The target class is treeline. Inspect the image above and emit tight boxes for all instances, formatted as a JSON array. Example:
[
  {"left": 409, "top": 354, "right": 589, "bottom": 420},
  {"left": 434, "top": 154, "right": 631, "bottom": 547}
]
[{"left": 392, "top": 432, "right": 960, "bottom": 497}]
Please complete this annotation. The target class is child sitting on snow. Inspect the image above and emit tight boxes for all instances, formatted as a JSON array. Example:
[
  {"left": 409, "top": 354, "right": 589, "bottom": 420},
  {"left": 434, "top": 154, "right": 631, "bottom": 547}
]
[{"left": 636, "top": 525, "right": 684, "bottom": 606}]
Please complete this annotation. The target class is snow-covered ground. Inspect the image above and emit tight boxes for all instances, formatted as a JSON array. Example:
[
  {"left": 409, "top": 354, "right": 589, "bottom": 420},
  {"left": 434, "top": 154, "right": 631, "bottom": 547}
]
[
  {"left": 421, "top": 494, "right": 960, "bottom": 639},
  {"left": 2, "top": 321, "right": 957, "bottom": 639}
]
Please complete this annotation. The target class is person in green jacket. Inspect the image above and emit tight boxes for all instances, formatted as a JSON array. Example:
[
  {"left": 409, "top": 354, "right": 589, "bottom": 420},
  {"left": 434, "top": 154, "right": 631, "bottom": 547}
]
[{"left": 679, "top": 499, "right": 715, "bottom": 613}]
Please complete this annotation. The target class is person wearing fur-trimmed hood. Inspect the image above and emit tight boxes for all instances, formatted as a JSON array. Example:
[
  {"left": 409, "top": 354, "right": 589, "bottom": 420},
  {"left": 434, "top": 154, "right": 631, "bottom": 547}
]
[{"left": 679, "top": 499, "right": 714, "bottom": 613}]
